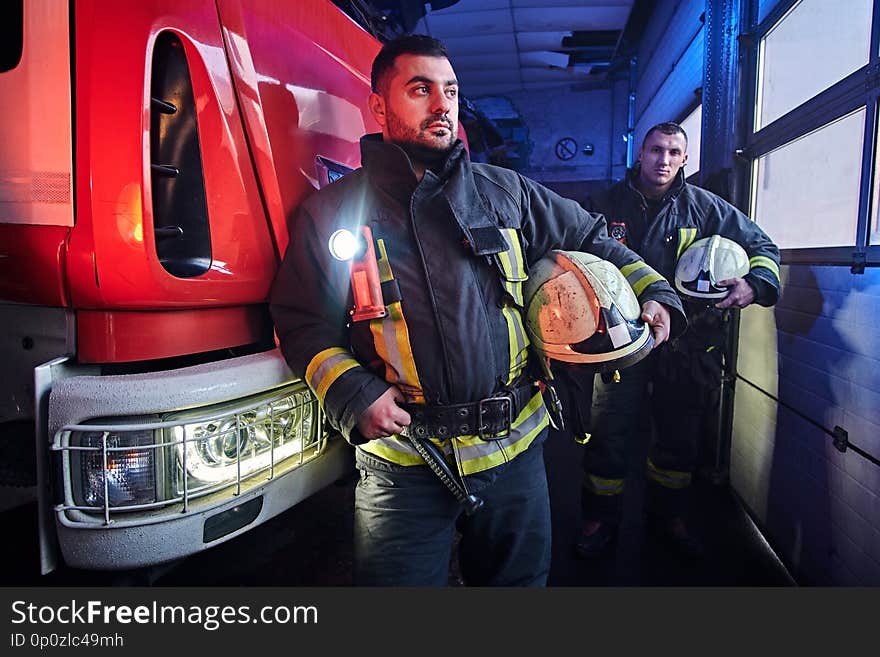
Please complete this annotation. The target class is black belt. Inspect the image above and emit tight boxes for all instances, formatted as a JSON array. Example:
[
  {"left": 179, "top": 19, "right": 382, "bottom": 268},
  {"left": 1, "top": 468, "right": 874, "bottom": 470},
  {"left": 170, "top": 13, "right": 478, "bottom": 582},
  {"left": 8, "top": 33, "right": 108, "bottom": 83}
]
[{"left": 401, "top": 382, "right": 535, "bottom": 441}]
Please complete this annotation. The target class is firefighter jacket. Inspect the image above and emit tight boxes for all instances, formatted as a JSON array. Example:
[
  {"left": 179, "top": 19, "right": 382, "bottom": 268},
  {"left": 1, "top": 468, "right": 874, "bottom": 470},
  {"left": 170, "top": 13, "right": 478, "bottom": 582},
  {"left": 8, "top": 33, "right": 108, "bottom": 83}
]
[
  {"left": 585, "top": 166, "right": 781, "bottom": 307},
  {"left": 270, "top": 135, "right": 685, "bottom": 484}
]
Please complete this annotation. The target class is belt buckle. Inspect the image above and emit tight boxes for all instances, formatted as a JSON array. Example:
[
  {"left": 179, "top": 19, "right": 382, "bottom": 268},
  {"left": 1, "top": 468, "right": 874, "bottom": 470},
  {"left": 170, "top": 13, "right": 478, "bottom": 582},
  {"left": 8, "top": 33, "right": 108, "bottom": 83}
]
[{"left": 477, "top": 392, "right": 514, "bottom": 441}]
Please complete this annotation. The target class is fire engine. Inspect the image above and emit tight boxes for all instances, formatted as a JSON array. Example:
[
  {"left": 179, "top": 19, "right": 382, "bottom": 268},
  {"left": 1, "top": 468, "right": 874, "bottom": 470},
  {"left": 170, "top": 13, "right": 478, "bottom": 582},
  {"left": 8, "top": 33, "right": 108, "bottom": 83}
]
[{"left": 0, "top": 0, "right": 382, "bottom": 573}]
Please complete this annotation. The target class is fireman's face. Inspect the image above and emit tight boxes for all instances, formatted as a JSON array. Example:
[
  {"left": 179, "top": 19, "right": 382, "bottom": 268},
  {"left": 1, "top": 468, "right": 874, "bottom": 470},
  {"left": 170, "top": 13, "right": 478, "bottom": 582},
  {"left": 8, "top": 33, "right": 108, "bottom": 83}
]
[
  {"left": 370, "top": 54, "right": 459, "bottom": 154},
  {"left": 638, "top": 130, "right": 688, "bottom": 191}
]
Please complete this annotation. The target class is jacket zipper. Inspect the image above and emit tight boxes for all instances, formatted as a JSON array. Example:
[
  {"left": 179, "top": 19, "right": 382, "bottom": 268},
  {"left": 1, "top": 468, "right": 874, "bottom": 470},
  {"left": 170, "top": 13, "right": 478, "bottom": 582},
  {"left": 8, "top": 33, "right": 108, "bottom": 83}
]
[{"left": 409, "top": 193, "right": 456, "bottom": 404}]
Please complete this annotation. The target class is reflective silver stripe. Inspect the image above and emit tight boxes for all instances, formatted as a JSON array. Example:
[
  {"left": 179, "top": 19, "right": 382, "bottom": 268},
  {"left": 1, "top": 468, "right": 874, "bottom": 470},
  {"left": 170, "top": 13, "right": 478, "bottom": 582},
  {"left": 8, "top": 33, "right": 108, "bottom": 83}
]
[
  {"left": 676, "top": 227, "right": 698, "bottom": 259},
  {"left": 496, "top": 227, "right": 529, "bottom": 384},
  {"left": 497, "top": 228, "right": 527, "bottom": 306},
  {"left": 502, "top": 280, "right": 522, "bottom": 306},
  {"left": 304, "top": 347, "right": 360, "bottom": 404},
  {"left": 370, "top": 239, "right": 424, "bottom": 403},
  {"left": 647, "top": 459, "right": 691, "bottom": 489},
  {"left": 749, "top": 255, "right": 780, "bottom": 281},
  {"left": 620, "top": 261, "right": 665, "bottom": 296},
  {"left": 502, "top": 303, "right": 530, "bottom": 385},
  {"left": 455, "top": 392, "right": 547, "bottom": 470},
  {"left": 498, "top": 229, "right": 527, "bottom": 280},
  {"left": 620, "top": 260, "right": 653, "bottom": 282},
  {"left": 359, "top": 394, "right": 547, "bottom": 473},
  {"left": 359, "top": 436, "right": 423, "bottom": 465}
]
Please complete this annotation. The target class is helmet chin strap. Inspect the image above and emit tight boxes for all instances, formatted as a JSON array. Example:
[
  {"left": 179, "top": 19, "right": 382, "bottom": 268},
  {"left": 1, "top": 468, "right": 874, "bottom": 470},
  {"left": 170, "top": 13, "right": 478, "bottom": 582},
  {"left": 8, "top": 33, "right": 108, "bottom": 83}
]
[
  {"left": 531, "top": 355, "right": 566, "bottom": 432},
  {"left": 703, "top": 235, "right": 721, "bottom": 285}
]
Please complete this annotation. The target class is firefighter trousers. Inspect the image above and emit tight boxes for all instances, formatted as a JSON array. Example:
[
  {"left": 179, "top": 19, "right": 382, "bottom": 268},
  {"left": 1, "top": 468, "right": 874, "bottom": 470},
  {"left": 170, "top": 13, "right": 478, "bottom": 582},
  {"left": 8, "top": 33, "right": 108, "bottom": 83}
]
[
  {"left": 353, "top": 433, "right": 551, "bottom": 586},
  {"left": 580, "top": 350, "right": 707, "bottom": 525}
]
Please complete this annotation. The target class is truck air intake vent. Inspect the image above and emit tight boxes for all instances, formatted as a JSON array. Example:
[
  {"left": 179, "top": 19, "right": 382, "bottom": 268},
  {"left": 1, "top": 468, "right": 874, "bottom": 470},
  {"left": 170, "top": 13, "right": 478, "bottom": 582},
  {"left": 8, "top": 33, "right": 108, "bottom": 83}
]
[
  {"left": 0, "top": 1, "right": 23, "bottom": 73},
  {"left": 149, "top": 31, "right": 211, "bottom": 278}
]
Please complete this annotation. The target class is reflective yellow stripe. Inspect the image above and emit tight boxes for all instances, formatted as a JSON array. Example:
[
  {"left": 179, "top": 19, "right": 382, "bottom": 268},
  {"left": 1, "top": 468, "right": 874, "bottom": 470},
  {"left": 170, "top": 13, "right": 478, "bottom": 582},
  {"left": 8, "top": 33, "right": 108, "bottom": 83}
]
[
  {"left": 583, "top": 474, "right": 625, "bottom": 496},
  {"left": 630, "top": 271, "right": 665, "bottom": 296},
  {"left": 305, "top": 347, "right": 360, "bottom": 404},
  {"left": 621, "top": 261, "right": 665, "bottom": 297},
  {"left": 359, "top": 392, "right": 548, "bottom": 473},
  {"left": 502, "top": 280, "right": 523, "bottom": 306},
  {"left": 360, "top": 436, "right": 447, "bottom": 466},
  {"left": 501, "top": 303, "right": 530, "bottom": 385},
  {"left": 370, "top": 240, "right": 424, "bottom": 404},
  {"left": 495, "top": 228, "right": 529, "bottom": 384},
  {"left": 620, "top": 261, "right": 646, "bottom": 277},
  {"left": 497, "top": 228, "right": 526, "bottom": 306},
  {"left": 498, "top": 229, "right": 527, "bottom": 280},
  {"left": 676, "top": 228, "right": 698, "bottom": 259},
  {"left": 647, "top": 459, "right": 692, "bottom": 489},
  {"left": 376, "top": 238, "right": 393, "bottom": 283},
  {"left": 749, "top": 255, "right": 780, "bottom": 281},
  {"left": 455, "top": 392, "right": 548, "bottom": 475}
]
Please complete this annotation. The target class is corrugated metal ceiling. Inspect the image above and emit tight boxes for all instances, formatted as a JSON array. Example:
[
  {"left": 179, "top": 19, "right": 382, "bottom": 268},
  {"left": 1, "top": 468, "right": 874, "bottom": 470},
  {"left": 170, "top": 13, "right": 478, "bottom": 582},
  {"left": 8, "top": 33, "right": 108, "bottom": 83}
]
[{"left": 413, "top": 0, "right": 636, "bottom": 96}]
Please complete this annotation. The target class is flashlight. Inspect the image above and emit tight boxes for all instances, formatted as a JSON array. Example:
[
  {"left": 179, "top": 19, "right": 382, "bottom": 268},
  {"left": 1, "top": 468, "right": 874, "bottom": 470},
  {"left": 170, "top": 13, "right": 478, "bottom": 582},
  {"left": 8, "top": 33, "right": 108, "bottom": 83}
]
[
  {"left": 329, "top": 229, "right": 360, "bottom": 261},
  {"left": 328, "top": 226, "right": 386, "bottom": 322}
]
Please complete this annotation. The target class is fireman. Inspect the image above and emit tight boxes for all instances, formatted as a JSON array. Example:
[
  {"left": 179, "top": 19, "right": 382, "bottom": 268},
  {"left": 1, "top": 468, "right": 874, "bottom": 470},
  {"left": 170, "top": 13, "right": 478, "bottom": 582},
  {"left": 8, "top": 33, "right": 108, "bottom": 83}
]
[
  {"left": 270, "top": 36, "right": 686, "bottom": 586},
  {"left": 571, "top": 121, "right": 780, "bottom": 559}
]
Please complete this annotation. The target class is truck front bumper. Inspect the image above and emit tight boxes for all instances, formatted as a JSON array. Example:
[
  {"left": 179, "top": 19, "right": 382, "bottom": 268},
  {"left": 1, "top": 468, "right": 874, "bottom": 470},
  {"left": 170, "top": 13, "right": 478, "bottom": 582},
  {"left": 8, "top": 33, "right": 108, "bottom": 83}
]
[{"left": 40, "top": 349, "right": 354, "bottom": 571}]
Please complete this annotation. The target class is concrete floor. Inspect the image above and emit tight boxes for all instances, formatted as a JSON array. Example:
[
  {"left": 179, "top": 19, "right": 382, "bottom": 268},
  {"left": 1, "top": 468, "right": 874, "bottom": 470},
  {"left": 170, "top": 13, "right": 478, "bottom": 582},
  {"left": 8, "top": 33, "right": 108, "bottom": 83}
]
[
  {"left": 543, "top": 426, "right": 795, "bottom": 586},
  {"left": 3, "top": 425, "right": 794, "bottom": 587}
]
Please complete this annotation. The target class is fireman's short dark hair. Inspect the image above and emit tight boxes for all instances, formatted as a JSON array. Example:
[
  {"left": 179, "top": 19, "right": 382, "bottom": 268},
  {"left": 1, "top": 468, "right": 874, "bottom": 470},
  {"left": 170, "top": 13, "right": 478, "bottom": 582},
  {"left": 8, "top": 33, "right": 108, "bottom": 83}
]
[
  {"left": 643, "top": 122, "right": 688, "bottom": 149},
  {"left": 371, "top": 34, "right": 451, "bottom": 93}
]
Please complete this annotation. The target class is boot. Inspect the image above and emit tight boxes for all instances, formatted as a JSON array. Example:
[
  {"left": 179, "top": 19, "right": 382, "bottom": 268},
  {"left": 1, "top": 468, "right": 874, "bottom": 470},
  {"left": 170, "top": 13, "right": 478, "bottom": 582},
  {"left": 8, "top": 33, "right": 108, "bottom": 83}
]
[
  {"left": 651, "top": 515, "right": 704, "bottom": 560},
  {"left": 574, "top": 520, "right": 616, "bottom": 559}
]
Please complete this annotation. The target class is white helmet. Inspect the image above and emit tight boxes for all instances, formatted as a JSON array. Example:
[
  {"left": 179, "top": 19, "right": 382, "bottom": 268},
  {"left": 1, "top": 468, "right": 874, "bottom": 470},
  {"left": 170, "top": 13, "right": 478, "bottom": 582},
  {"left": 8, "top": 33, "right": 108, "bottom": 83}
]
[
  {"left": 523, "top": 250, "right": 653, "bottom": 372},
  {"left": 674, "top": 235, "right": 749, "bottom": 299}
]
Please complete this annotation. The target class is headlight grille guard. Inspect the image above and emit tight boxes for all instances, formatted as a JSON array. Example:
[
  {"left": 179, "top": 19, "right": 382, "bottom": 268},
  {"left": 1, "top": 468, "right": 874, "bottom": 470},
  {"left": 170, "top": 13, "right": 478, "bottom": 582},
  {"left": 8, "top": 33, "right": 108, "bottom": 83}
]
[{"left": 51, "top": 384, "right": 327, "bottom": 529}]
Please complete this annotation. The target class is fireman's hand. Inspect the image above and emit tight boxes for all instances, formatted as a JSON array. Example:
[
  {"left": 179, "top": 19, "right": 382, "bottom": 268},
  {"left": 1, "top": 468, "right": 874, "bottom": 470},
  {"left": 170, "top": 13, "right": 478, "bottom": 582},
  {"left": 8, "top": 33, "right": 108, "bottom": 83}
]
[
  {"left": 641, "top": 300, "right": 671, "bottom": 347},
  {"left": 714, "top": 277, "right": 755, "bottom": 309},
  {"left": 357, "top": 386, "right": 412, "bottom": 440}
]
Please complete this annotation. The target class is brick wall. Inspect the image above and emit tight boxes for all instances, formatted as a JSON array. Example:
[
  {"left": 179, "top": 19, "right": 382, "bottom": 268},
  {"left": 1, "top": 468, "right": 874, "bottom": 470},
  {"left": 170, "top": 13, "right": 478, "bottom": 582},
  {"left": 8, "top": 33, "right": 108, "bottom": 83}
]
[{"left": 732, "top": 264, "right": 880, "bottom": 584}]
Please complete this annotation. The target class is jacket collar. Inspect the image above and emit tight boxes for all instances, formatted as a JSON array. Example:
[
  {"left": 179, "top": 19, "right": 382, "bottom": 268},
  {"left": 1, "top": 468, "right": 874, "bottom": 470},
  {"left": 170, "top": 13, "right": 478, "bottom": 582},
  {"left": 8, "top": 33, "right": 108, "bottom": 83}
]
[
  {"left": 360, "top": 133, "right": 467, "bottom": 190},
  {"left": 359, "top": 133, "right": 506, "bottom": 256},
  {"left": 625, "top": 164, "right": 686, "bottom": 207}
]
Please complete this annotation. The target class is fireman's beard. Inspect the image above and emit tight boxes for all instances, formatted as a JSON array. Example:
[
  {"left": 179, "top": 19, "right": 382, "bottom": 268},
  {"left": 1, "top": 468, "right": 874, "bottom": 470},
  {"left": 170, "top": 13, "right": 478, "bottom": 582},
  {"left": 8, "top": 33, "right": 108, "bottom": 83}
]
[{"left": 387, "top": 111, "right": 457, "bottom": 168}]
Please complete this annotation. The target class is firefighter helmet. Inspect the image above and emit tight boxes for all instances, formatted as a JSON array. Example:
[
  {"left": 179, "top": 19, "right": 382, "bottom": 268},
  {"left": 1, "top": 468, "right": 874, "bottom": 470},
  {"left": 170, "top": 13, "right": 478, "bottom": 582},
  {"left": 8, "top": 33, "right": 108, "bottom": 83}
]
[
  {"left": 674, "top": 235, "right": 749, "bottom": 299},
  {"left": 523, "top": 250, "right": 654, "bottom": 371}
]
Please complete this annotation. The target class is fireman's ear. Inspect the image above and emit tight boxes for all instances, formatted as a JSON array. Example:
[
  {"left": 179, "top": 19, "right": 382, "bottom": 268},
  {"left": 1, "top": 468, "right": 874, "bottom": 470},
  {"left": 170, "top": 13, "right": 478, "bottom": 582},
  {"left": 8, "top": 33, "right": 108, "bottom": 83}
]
[{"left": 369, "top": 92, "right": 386, "bottom": 127}]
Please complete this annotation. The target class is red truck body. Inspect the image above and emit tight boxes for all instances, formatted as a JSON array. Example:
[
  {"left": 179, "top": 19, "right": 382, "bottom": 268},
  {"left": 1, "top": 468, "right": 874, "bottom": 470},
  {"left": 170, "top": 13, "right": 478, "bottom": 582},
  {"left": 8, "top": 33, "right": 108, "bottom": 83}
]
[{"left": 0, "top": 0, "right": 381, "bottom": 573}]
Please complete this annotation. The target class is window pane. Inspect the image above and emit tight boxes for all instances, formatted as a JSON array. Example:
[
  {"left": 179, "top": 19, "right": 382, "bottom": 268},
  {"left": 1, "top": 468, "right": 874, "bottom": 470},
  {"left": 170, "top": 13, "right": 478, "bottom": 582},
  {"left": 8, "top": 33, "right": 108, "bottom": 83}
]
[
  {"left": 756, "top": 0, "right": 872, "bottom": 130},
  {"left": 679, "top": 104, "right": 701, "bottom": 178},
  {"left": 757, "top": 0, "right": 783, "bottom": 25},
  {"left": 873, "top": 111, "right": 880, "bottom": 246},
  {"left": 753, "top": 108, "right": 865, "bottom": 249}
]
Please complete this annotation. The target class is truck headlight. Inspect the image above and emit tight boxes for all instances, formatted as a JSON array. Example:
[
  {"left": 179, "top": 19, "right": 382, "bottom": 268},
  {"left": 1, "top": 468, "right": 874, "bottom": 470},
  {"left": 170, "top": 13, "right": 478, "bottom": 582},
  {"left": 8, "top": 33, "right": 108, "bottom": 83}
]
[
  {"left": 71, "top": 430, "right": 157, "bottom": 507},
  {"left": 169, "top": 389, "right": 317, "bottom": 494},
  {"left": 60, "top": 384, "right": 321, "bottom": 514}
]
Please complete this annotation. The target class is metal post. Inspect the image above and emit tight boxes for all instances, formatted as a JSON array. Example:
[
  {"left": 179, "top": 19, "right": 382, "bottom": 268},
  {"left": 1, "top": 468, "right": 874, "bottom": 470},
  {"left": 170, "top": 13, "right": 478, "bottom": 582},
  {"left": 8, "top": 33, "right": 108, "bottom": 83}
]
[
  {"left": 701, "top": 0, "right": 746, "bottom": 203},
  {"left": 700, "top": 0, "right": 747, "bottom": 484},
  {"left": 626, "top": 56, "right": 637, "bottom": 168}
]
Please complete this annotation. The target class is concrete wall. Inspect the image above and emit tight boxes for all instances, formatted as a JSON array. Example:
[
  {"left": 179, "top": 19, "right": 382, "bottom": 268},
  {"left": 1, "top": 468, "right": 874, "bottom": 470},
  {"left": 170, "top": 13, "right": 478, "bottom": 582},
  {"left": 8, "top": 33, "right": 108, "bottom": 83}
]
[
  {"left": 474, "top": 81, "right": 628, "bottom": 194},
  {"left": 732, "top": 265, "right": 880, "bottom": 584},
  {"left": 467, "top": 0, "right": 707, "bottom": 195}
]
